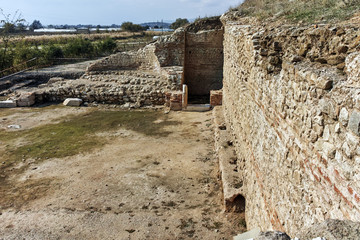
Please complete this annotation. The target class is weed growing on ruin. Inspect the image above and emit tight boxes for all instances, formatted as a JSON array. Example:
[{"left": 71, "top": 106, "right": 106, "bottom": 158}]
[{"left": 231, "top": 0, "right": 360, "bottom": 23}]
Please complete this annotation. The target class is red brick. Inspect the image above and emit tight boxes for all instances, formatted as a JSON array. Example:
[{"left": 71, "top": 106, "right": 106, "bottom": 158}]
[{"left": 210, "top": 90, "right": 222, "bottom": 106}]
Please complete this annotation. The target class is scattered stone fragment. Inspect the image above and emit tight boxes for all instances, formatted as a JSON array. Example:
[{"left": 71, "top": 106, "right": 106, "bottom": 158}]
[
  {"left": 63, "top": 98, "right": 83, "bottom": 107},
  {"left": 0, "top": 100, "right": 16, "bottom": 108},
  {"left": 7, "top": 125, "right": 21, "bottom": 129},
  {"left": 255, "top": 231, "right": 291, "bottom": 240}
]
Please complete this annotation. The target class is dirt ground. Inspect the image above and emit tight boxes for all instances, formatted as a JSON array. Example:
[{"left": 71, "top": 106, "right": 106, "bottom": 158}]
[{"left": 0, "top": 105, "right": 244, "bottom": 240}]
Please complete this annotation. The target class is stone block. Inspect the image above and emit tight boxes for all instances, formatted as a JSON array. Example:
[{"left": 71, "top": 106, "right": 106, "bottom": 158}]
[
  {"left": 210, "top": 90, "right": 223, "bottom": 106},
  {"left": 348, "top": 111, "right": 360, "bottom": 136},
  {"left": 315, "top": 76, "right": 333, "bottom": 90},
  {"left": 0, "top": 100, "right": 17, "bottom": 108},
  {"left": 63, "top": 98, "right": 83, "bottom": 107},
  {"left": 339, "top": 108, "right": 349, "bottom": 126},
  {"left": 17, "top": 92, "right": 35, "bottom": 107},
  {"left": 345, "top": 52, "right": 360, "bottom": 82},
  {"left": 169, "top": 92, "right": 182, "bottom": 111}
]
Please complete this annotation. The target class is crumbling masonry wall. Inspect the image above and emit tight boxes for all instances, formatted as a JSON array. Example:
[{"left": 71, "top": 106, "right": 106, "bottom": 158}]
[
  {"left": 87, "top": 26, "right": 224, "bottom": 99},
  {"left": 221, "top": 15, "right": 360, "bottom": 237},
  {"left": 87, "top": 29, "right": 186, "bottom": 73}
]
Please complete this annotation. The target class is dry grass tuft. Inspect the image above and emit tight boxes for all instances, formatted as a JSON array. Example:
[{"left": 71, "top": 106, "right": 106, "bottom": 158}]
[{"left": 230, "top": 0, "right": 360, "bottom": 23}]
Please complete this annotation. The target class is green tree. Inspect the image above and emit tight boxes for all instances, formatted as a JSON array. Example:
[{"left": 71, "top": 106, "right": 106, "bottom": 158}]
[
  {"left": 121, "top": 22, "right": 146, "bottom": 32},
  {"left": 29, "top": 20, "right": 42, "bottom": 30},
  {"left": 170, "top": 18, "right": 189, "bottom": 30}
]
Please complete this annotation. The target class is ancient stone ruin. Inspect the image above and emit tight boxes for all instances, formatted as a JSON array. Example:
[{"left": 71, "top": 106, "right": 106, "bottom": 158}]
[{"left": 1, "top": 11, "right": 360, "bottom": 239}]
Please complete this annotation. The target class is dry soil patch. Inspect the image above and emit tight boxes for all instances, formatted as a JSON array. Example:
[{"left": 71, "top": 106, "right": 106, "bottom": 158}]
[{"left": 0, "top": 107, "right": 245, "bottom": 239}]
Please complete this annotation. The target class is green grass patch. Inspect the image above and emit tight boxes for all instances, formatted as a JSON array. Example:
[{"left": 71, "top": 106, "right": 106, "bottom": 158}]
[{"left": 0, "top": 109, "right": 179, "bottom": 167}]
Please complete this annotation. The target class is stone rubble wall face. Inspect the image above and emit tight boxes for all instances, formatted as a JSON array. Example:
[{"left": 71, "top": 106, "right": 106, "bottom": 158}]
[
  {"left": 87, "top": 51, "right": 141, "bottom": 72},
  {"left": 87, "top": 29, "right": 185, "bottom": 73},
  {"left": 34, "top": 70, "right": 181, "bottom": 107},
  {"left": 222, "top": 21, "right": 360, "bottom": 237}
]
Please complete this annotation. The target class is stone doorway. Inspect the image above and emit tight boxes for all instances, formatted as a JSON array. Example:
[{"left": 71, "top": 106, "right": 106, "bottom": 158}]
[{"left": 184, "top": 29, "right": 224, "bottom": 104}]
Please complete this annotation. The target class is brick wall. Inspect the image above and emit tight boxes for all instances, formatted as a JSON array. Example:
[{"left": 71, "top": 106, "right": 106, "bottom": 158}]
[{"left": 184, "top": 29, "right": 224, "bottom": 96}]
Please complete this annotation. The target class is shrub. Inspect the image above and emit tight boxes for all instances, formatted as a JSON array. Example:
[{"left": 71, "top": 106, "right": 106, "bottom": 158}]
[
  {"left": 13, "top": 41, "right": 40, "bottom": 66},
  {"left": 170, "top": 18, "right": 189, "bottom": 30},
  {"left": 63, "top": 38, "right": 94, "bottom": 57},
  {"left": 43, "top": 45, "right": 64, "bottom": 60},
  {"left": 0, "top": 50, "right": 14, "bottom": 72},
  {"left": 96, "top": 37, "right": 117, "bottom": 55}
]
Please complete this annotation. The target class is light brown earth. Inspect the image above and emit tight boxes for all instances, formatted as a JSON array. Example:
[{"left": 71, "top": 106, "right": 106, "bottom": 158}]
[{"left": 0, "top": 106, "right": 245, "bottom": 240}]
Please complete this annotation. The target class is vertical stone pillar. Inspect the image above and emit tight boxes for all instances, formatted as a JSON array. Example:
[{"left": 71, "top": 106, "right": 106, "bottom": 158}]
[
  {"left": 182, "top": 84, "right": 188, "bottom": 109},
  {"left": 170, "top": 92, "right": 183, "bottom": 111}
]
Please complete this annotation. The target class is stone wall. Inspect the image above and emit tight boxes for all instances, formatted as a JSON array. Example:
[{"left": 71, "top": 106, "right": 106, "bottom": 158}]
[
  {"left": 221, "top": 14, "right": 360, "bottom": 237},
  {"left": 184, "top": 29, "right": 224, "bottom": 96},
  {"left": 21, "top": 69, "right": 181, "bottom": 108},
  {"left": 87, "top": 25, "right": 224, "bottom": 99},
  {"left": 87, "top": 29, "right": 185, "bottom": 73}
]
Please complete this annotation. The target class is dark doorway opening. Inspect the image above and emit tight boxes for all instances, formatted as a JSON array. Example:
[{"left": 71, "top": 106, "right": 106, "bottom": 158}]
[
  {"left": 188, "top": 94, "right": 210, "bottom": 104},
  {"left": 184, "top": 29, "right": 224, "bottom": 105},
  {"left": 226, "top": 194, "right": 246, "bottom": 213}
]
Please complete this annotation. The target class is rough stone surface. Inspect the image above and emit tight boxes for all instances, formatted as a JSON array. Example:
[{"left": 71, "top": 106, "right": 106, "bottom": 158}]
[
  {"left": 221, "top": 13, "right": 360, "bottom": 237},
  {"left": 345, "top": 52, "right": 360, "bottom": 84},
  {"left": 339, "top": 108, "right": 349, "bottom": 126},
  {"left": 87, "top": 29, "right": 186, "bottom": 72},
  {"left": 63, "top": 98, "right": 83, "bottom": 107},
  {"left": 255, "top": 231, "right": 291, "bottom": 240},
  {"left": 16, "top": 92, "right": 35, "bottom": 107},
  {"left": 299, "top": 219, "right": 360, "bottom": 240},
  {"left": 213, "top": 106, "right": 244, "bottom": 212},
  {"left": 348, "top": 111, "right": 360, "bottom": 136},
  {"left": 17, "top": 68, "right": 182, "bottom": 108}
]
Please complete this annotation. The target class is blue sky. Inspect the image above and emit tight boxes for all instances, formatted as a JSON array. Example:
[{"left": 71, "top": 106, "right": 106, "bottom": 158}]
[{"left": 1, "top": 0, "right": 243, "bottom": 25}]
